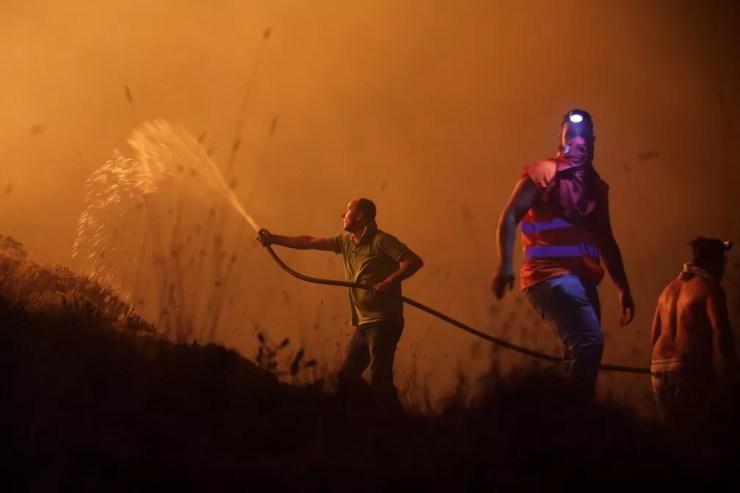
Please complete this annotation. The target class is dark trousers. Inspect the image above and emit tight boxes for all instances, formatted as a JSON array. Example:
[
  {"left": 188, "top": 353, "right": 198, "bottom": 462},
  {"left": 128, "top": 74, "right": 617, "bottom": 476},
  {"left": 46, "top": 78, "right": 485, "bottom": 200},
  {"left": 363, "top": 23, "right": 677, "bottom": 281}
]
[
  {"left": 652, "top": 369, "right": 713, "bottom": 425},
  {"left": 337, "top": 320, "right": 404, "bottom": 413}
]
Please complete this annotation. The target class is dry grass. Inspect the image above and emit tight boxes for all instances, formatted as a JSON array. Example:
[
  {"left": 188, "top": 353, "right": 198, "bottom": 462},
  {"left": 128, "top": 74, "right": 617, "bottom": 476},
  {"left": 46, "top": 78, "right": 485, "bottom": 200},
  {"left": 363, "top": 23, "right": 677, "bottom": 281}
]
[{"left": 2, "top": 245, "right": 739, "bottom": 489}]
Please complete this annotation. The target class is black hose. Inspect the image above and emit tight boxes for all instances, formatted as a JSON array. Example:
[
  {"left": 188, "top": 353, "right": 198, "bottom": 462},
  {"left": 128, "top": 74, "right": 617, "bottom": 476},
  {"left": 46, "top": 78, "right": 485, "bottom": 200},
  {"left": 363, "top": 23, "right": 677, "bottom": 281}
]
[{"left": 265, "top": 245, "right": 652, "bottom": 375}]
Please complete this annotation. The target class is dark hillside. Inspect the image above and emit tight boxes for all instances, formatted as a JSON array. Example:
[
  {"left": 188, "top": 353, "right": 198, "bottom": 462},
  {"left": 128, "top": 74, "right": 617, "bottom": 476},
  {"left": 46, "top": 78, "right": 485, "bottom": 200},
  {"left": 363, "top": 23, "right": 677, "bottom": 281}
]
[{"left": 1, "top": 236, "right": 738, "bottom": 489}]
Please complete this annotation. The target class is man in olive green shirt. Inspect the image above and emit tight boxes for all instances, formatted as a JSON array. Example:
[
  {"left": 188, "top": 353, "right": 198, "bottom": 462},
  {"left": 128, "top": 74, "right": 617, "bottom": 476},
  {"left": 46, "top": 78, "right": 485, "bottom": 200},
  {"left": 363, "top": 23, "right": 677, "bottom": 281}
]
[{"left": 257, "top": 198, "right": 424, "bottom": 412}]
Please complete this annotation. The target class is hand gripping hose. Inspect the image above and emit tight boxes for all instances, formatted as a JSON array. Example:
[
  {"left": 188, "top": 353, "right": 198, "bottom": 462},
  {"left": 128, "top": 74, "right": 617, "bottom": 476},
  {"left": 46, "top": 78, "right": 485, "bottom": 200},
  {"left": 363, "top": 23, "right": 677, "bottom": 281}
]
[{"left": 265, "top": 245, "right": 652, "bottom": 375}]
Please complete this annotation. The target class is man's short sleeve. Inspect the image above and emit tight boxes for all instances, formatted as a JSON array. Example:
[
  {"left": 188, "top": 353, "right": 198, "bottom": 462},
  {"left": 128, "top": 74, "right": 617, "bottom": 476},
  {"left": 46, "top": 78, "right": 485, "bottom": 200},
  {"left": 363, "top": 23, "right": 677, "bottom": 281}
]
[
  {"left": 330, "top": 233, "right": 345, "bottom": 254},
  {"left": 377, "top": 232, "right": 409, "bottom": 262}
]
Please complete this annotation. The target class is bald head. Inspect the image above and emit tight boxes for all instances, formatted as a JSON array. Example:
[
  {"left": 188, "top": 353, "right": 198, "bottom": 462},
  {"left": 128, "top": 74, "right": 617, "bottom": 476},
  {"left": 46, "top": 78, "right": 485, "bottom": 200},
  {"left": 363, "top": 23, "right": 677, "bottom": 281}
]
[
  {"left": 342, "top": 197, "right": 377, "bottom": 233},
  {"left": 354, "top": 198, "right": 376, "bottom": 222}
]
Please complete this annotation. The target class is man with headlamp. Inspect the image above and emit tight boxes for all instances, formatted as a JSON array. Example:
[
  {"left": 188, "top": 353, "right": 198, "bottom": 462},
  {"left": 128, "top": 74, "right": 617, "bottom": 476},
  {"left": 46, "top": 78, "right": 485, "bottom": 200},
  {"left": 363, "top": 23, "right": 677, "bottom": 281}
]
[{"left": 492, "top": 109, "right": 634, "bottom": 399}]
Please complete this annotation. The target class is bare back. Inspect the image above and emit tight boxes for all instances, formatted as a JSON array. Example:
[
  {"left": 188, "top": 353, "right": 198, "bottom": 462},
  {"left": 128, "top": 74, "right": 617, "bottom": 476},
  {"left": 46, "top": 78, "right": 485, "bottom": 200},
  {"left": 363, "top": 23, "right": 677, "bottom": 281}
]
[{"left": 651, "top": 275, "right": 736, "bottom": 376}]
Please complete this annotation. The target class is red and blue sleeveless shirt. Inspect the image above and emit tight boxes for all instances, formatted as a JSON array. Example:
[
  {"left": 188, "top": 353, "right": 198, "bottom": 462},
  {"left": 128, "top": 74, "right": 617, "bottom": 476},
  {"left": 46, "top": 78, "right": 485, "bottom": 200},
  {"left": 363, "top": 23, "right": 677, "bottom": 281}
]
[{"left": 519, "top": 158, "right": 607, "bottom": 291}]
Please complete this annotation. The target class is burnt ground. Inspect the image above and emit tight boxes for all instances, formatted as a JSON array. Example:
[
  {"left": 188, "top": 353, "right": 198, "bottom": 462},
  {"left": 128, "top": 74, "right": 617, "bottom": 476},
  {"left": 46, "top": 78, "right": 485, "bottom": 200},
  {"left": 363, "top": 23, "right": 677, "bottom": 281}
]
[
  {"left": 2, "top": 294, "right": 739, "bottom": 491},
  {"left": 1, "top": 240, "right": 739, "bottom": 490}
]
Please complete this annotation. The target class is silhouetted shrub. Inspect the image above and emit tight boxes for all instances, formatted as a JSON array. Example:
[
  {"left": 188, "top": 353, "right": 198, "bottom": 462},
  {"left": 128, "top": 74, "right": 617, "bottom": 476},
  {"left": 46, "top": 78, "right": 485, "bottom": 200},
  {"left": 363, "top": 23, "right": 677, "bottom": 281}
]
[
  {"left": 2, "top": 234, "right": 738, "bottom": 489},
  {"left": 0, "top": 235, "right": 152, "bottom": 334}
]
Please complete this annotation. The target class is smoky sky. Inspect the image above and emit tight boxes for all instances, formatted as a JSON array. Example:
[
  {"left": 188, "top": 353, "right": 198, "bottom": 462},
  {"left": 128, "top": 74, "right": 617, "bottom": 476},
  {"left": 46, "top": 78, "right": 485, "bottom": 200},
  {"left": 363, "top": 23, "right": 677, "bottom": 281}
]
[{"left": 2, "top": 0, "right": 739, "bottom": 409}]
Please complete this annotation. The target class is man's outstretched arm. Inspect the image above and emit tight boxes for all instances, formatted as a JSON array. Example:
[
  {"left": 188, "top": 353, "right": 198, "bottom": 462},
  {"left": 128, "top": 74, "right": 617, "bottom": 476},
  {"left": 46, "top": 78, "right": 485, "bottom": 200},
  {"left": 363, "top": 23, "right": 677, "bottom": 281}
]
[
  {"left": 257, "top": 229, "right": 336, "bottom": 251},
  {"left": 595, "top": 188, "right": 635, "bottom": 325},
  {"left": 493, "top": 176, "right": 538, "bottom": 299}
]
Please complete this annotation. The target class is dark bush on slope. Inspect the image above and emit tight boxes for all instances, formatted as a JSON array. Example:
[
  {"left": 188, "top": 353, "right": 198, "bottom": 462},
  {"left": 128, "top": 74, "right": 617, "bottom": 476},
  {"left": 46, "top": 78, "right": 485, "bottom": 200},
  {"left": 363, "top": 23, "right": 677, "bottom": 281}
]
[
  {"left": 0, "top": 234, "right": 150, "bottom": 333},
  {"left": 1, "top": 235, "right": 739, "bottom": 490}
]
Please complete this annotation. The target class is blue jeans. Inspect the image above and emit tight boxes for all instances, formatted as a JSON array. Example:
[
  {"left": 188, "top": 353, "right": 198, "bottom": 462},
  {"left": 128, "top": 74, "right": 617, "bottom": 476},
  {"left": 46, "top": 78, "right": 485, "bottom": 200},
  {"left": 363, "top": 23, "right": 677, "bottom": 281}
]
[{"left": 525, "top": 274, "right": 603, "bottom": 397}]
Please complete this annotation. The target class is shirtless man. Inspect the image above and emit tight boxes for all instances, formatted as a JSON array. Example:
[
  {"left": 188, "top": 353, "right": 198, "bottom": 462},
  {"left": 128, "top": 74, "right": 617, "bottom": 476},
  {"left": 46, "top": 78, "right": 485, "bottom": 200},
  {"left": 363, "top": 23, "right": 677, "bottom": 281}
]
[{"left": 651, "top": 237, "right": 737, "bottom": 420}]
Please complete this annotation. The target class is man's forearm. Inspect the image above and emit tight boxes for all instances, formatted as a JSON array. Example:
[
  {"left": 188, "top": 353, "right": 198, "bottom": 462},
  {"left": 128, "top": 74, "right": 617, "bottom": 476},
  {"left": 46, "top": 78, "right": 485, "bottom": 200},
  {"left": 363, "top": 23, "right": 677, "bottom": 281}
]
[
  {"left": 601, "top": 240, "right": 631, "bottom": 295},
  {"left": 385, "top": 256, "right": 423, "bottom": 285},
  {"left": 271, "top": 235, "right": 321, "bottom": 250},
  {"left": 497, "top": 211, "right": 517, "bottom": 271}
]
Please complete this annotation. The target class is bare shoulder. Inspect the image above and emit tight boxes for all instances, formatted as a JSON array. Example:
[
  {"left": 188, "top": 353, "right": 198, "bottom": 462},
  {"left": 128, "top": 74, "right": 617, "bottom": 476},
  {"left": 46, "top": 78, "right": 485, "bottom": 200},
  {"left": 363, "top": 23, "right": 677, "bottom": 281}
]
[
  {"left": 658, "top": 279, "right": 682, "bottom": 304},
  {"left": 674, "top": 276, "right": 717, "bottom": 304},
  {"left": 525, "top": 159, "right": 557, "bottom": 189}
]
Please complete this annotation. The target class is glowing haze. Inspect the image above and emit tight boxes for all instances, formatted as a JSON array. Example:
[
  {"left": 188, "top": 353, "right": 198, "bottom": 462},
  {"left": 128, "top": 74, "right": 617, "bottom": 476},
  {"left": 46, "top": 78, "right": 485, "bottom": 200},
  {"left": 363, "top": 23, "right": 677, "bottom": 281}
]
[{"left": 2, "top": 0, "right": 739, "bottom": 410}]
